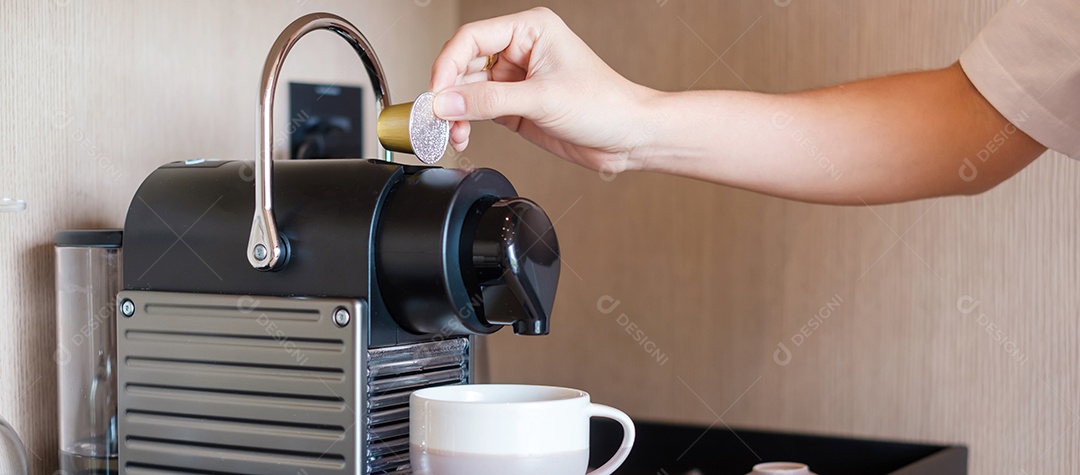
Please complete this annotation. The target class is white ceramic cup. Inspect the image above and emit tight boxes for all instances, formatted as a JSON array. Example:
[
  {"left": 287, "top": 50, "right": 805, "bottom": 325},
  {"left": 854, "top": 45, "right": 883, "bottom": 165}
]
[{"left": 410, "top": 384, "right": 636, "bottom": 475}]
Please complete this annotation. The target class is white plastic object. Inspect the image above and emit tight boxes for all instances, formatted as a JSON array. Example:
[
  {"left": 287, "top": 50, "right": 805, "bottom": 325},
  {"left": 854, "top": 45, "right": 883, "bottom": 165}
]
[
  {"left": 748, "top": 462, "right": 816, "bottom": 475},
  {"left": 0, "top": 198, "right": 26, "bottom": 213}
]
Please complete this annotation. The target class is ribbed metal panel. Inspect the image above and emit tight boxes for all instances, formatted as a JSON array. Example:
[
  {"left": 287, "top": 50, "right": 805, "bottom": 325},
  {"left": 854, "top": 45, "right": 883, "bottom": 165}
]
[
  {"left": 118, "top": 291, "right": 363, "bottom": 475},
  {"left": 365, "top": 339, "right": 470, "bottom": 474},
  {"left": 118, "top": 292, "right": 472, "bottom": 474}
]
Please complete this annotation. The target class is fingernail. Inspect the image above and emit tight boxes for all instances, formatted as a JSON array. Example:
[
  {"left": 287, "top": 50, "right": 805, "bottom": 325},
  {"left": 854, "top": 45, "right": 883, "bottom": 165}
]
[{"left": 434, "top": 91, "right": 466, "bottom": 119}]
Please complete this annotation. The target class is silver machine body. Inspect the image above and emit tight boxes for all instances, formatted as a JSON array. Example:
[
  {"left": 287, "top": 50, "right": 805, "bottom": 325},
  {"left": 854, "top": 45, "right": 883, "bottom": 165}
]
[
  {"left": 117, "top": 292, "right": 470, "bottom": 474},
  {"left": 114, "top": 13, "right": 560, "bottom": 474}
]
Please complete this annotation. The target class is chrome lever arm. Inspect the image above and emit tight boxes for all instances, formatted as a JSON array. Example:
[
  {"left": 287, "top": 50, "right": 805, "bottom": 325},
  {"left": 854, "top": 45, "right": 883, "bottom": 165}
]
[{"left": 248, "top": 12, "right": 393, "bottom": 270}]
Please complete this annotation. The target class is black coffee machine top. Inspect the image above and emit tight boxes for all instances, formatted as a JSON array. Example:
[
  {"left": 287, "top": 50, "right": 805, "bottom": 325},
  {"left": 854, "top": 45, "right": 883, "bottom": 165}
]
[
  {"left": 114, "top": 13, "right": 560, "bottom": 474},
  {"left": 125, "top": 159, "right": 559, "bottom": 344}
]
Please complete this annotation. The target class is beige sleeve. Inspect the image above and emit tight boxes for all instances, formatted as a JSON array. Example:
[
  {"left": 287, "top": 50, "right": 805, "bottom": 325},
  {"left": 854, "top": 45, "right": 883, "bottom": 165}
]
[{"left": 959, "top": 0, "right": 1080, "bottom": 159}]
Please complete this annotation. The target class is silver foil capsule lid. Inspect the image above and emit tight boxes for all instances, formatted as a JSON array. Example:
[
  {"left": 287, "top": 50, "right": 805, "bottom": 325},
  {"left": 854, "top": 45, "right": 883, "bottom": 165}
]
[{"left": 409, "top": 92, "right": 450, "bottom": 164}]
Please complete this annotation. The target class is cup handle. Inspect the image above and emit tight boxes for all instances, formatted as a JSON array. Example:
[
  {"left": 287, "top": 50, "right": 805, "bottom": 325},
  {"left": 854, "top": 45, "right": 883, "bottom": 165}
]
[{"left": 586, "top": 403, "right": 636, "bottom": 475}]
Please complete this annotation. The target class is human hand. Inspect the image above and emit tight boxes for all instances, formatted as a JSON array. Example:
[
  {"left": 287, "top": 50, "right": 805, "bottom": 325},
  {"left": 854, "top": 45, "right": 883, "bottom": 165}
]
[{"left": 430, "top": 7, "right": 656, "bottom": 174}]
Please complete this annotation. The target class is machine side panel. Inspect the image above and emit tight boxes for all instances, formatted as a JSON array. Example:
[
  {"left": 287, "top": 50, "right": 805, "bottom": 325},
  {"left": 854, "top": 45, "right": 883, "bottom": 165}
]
[{"left": 117, "top": 291, "right": 364, "bottom": 475}]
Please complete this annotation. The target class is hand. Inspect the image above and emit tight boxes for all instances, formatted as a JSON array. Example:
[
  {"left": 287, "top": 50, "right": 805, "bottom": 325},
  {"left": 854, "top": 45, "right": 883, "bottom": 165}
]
[{"left": 430, "top": 7, "right": 656, "bottom": 174}]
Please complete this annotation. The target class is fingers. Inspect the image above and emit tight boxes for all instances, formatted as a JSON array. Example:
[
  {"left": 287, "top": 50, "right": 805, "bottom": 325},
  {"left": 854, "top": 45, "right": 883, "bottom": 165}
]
[
  {"left": 430, "top": 7, "right": 557, "bottom": 92},
  {"left": 460, "top": 71, "right": 491, "bottom": 86},
  {"left": 431, "top": 8, "right": 567, "bottom": 152},
  {"left": 433, "top": 80, "right": 546, "bottom": 122},
  {"left": 463, "top": 55, "right": 491, "bottom": 76},
  {"left": 449, "top": 120, "right": 470, "bottom": 151},
  {"left": 430, "top": 17, "right": 514, "bottom": 91}
]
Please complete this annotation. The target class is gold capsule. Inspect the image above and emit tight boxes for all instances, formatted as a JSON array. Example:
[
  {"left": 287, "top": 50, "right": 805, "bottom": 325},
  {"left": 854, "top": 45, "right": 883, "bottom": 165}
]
[{"left": 378, "top": 92, "right": 449, "bottom": 164}]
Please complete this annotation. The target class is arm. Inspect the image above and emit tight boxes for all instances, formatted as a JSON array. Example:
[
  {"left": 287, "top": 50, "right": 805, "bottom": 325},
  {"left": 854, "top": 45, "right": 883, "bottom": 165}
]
[
  {"left": 431, "top": 8, "right": 1047, "bottom": 205},
  {"left": 638, "top": 65, "right": 1046, "bottom": 204}
]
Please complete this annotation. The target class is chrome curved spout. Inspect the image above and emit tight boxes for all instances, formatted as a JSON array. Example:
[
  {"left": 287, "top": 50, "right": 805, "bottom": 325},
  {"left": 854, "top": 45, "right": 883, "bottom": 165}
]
[{"left": 248, "top": 12, "right": 393, "bottom": 271}]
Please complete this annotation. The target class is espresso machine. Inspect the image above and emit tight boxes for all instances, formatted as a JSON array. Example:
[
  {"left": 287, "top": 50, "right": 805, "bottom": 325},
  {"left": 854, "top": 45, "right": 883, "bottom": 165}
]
[{"left": 114, "top": 13, "right": 559, "bottom": 474}]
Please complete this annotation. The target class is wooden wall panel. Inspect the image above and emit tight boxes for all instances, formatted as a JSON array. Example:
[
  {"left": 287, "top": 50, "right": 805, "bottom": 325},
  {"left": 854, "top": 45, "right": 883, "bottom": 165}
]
[
  {"left": 457, "top": 1, "right": 1079, "bottom": 474},
  {"left": 0, "top": 1, "right": 456, "bottom": 473},
  {"left": 4, "top": 1, "right": 1078, "bottom": 474}
]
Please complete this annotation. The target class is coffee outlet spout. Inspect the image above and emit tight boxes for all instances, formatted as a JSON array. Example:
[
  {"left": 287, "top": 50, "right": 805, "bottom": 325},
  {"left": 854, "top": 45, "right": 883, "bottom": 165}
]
[
  {"left": 469, "top": 198, "right": 559, "bottom": 335},
  {"left": 375, "top": 167, "right": 560, "bottom": 338}
]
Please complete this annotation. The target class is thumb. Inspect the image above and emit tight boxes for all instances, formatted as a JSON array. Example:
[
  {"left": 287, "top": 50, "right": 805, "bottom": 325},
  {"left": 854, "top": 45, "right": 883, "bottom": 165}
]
[{"left": 433, "top": 81, "right": 543, "bottom": 121}]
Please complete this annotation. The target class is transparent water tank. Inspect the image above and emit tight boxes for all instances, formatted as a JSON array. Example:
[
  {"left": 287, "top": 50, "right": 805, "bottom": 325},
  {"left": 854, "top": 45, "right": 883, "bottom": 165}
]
[{"left": 55, "top": 229, "right": 122, "bottom": 475}]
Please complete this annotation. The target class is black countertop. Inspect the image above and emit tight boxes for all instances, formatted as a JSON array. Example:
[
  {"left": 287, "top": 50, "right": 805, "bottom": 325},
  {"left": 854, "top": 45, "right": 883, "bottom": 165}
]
[{"left": 590, "top": 419, "right": 967, "bottom": 475}]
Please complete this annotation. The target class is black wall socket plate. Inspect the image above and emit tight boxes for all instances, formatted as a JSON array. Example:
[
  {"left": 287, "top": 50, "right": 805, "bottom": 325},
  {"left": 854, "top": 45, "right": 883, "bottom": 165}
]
[{"left": 289, "top": 82, "right": 364, "bottom": 159}]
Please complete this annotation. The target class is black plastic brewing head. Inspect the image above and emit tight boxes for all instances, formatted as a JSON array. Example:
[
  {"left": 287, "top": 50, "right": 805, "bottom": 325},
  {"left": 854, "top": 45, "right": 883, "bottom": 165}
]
[{"left": 471, "top": 198, "right": 560, "bottom": 336}]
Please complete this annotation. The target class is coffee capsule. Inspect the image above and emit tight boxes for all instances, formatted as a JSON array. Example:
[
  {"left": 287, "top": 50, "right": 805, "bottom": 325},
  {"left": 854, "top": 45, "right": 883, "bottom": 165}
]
[{"left": 378, "top": 92, "right": 450, "bottom": 164}]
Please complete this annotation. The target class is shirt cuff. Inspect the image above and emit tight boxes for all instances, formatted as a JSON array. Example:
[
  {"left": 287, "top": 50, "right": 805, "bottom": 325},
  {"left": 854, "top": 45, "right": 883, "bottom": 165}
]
[{"left": 961, "top": 36, "right": 1080, "bottom": 159}]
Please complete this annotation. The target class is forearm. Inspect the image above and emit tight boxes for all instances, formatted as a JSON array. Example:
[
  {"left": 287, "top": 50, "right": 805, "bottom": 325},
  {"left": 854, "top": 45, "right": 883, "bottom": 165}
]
[{"left": 634, "top": 64, "right": 1045, "bottom": 205}]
